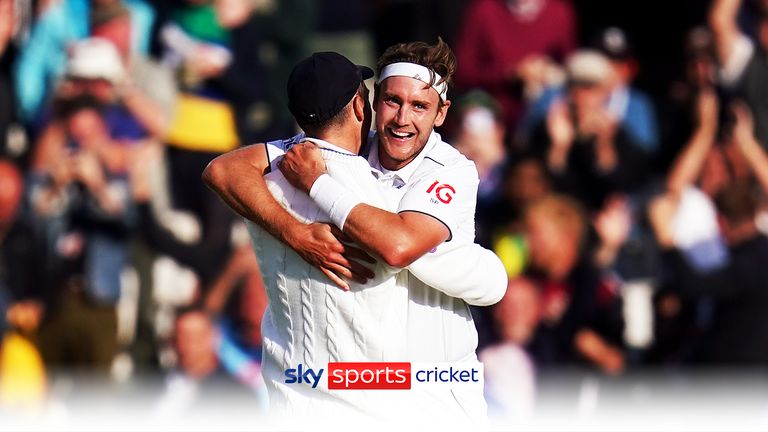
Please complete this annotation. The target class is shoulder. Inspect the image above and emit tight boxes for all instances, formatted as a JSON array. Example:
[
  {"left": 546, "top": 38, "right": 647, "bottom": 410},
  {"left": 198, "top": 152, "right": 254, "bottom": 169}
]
[
  {"left": 266, "top": 133, "right": 305, "bottom": 152},
  {"left": 408, "top": 137, "right": 480, "bottom": 196},
  {"left": 423, "top": 135, "right": 478, "bottom": 175}
]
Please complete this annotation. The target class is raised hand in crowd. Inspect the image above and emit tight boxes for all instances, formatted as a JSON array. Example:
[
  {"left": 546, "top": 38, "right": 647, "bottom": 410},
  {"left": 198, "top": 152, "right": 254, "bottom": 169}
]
[
  {"left": 731, "top": 101, "right": 768, "bottom": 194},
  {"left": 667, "top": 89, "right": 718, "bottom": 194},
  {"left": 545, "top": 100, "right": 575, "bottom": 172}
]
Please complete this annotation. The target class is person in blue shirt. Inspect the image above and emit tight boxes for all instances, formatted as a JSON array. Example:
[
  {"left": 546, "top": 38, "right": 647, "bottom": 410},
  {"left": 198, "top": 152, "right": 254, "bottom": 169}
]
[{"left": 14, "top": 0, "right": 154, "bottom": 125}]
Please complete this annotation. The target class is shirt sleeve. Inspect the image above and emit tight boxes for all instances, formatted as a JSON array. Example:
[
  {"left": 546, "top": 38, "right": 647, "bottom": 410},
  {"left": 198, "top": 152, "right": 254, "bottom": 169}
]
[
  {"left": 397, "top": 163, "right": 479, "bottom": 241},
  {"left": 407, "top": 242, "right": 507, "bottom": 306},
  {"left": 265, "top": 133, "right": 305, "bottom": 171}
]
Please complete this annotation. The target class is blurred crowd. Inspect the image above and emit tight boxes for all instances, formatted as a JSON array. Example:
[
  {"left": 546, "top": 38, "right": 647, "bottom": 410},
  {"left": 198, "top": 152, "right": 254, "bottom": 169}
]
[{"left": 2, "top": 0, "right": 768, "bottom": 423}]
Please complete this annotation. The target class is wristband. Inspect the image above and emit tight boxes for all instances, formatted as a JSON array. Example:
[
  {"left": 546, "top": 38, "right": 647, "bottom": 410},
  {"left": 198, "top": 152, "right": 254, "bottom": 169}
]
[{"left": 309, "top": 174, "right": 362, "bottom": 229}]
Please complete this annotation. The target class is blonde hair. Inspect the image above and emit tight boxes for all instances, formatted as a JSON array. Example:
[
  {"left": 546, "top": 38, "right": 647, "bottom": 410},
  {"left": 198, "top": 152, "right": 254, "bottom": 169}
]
[{"left": 524, "top": 194, "right": 587, "bottom": 244}]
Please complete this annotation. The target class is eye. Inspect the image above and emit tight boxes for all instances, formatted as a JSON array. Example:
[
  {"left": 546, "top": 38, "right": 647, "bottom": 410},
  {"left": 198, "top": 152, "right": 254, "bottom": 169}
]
[{"left": 384, "top": 96, "right": 401, "bottom": 106}]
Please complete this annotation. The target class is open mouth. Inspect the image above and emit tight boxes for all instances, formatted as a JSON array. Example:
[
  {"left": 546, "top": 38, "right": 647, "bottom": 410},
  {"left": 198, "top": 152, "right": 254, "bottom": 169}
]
[{"left": 387, "top": 128, "right": 415, "bottom": 140}]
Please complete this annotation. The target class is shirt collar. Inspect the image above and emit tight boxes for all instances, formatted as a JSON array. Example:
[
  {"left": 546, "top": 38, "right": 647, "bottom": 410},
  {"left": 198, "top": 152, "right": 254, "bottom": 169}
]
[
  {"left": 367, "top": 130, "right": 440, "bottom": 185},
  {"left": 302, "top": 137, "right": 357, "bottom": 155}
]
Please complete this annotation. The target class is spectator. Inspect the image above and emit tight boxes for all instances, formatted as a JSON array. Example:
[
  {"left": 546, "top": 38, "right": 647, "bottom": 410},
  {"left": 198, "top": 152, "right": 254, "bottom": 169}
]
[
  {"left": 476, "top": 152, "right": 551, "bottom": 249},
  {"left": 0, "top": 160, "right": 47, "bottom": 410},
  {"left": 210, "top": 0, "right": 308, "bottom": 143},
  {"left": 529, "top": 50, "right": 649, "bottom": 211},
  {"left": 651, "top": 180, "right": 768, "bottom": 365},
  {"left": 30, "top": 97, "right": 137, "bottom": 373},
  {"left": 447, "top": 90, "right": 508, "bottom": 200},
  {"left": 658, "top": 27, "right": 719, "bottom": 174},
  {"left": 14, "top": 0, "right": 155, "bottom": 124},
  {"left": 0, "top": 159, "right": 46, "bottom": 340},
  {"left": 90, "top": 0, "right": 176, "bottom": 139},
  {"left": 480, "top": 277, "right": 539, "bottom": 420},
  {"left": 454, "top": 0, "right": 575, "bottom": 129},
  {"left": 521, "top": 27, "right": 660, "bottom": 154},
  {"left": 494, "top": 195, "right": 626, "bottom": 374},
  {"left": 155, "top": 305, "right": 266, "bottom": 417},
  {"left": 710, "top": 0, "right": 768, "bottom": 150}
]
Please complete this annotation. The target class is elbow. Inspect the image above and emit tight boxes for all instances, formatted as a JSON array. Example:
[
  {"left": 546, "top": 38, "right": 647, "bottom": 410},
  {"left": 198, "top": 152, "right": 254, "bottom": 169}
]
[
  {"left": 202, "top": 156, "right": 226, "bottom": 192},
  {"left": 380, "top": 238, "right": 421, "bottom": 269},
  {"left": 468, "top": 250, "right": 509, "bottom": 306},
  {"left": 469, "top": 262, "right": 508, "bottom": 307}
]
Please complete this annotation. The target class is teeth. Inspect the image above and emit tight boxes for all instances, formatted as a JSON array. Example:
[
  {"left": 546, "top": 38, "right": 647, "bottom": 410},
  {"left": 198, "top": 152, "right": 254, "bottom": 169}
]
[{"left": 390, "top": 129, "right": 412, "bottom": 138}]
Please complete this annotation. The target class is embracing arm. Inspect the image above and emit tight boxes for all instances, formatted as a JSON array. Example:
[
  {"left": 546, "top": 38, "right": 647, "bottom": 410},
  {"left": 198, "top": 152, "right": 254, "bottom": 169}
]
[
  {"left": 279, "top": 141, "right": 502, "bottom": 303},
  {"left": 203, "top": 144, "right": 294, "bottom": 237},
  {"left": 202, "top": 144, "right": 367, "bottom": 288},
  {"left": 342, "top": 206, "right": 449, "bottom": 268},
  {"left": 407, "top": 242, "right": 507, "bottom": 306},
  {"left": 313, "top": 174, "right": 506, "bottom": 304}
]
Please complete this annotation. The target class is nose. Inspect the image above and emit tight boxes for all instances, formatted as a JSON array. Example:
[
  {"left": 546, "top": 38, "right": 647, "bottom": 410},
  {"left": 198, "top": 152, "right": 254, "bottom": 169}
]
[{"left": 394, "top": 106, "right": 408, "bottom": 126}]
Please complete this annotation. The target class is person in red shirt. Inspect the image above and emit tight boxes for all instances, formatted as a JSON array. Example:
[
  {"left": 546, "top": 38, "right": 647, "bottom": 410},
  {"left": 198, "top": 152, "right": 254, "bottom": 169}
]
[{"left": 454, "top": 0, "right": 577, "bottom": 129}]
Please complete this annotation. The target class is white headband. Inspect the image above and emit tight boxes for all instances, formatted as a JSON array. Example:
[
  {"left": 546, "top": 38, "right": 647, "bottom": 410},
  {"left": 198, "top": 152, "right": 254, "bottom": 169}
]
[{"left": 376, "top": 62, "right": 448, "bottom": 101}]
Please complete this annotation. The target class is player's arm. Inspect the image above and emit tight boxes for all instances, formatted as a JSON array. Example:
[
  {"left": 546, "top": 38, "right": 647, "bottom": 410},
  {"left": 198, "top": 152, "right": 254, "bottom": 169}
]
[
  {"left": 279, "top": 142, "right": 452, "bottom": 267},
  {"left": 280, "top": 142, "right": 506, "bottom": 304},
  {"left": 202, "top": 144, "right": 372, "bottom": 289},
  {"left": 407, "top": 243, "right": 507, "bottom": 306}
]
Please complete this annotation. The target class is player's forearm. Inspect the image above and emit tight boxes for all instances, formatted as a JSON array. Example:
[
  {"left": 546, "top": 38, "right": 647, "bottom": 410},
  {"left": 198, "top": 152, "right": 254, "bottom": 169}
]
[
  {"left": 407, "top": 243, "right": 507, "bottom": 306},
  {"left": 342, "top": 204, "right": 439, "bottom": 268},
  {"left": 203, "top": 146, "right": 304, "bottom": 246}
]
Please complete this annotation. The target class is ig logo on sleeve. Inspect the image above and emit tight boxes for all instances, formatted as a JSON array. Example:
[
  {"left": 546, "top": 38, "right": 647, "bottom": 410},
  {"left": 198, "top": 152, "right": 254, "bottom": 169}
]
[{"left": 426, "top": 181, "right": 455, "bottom": 204}]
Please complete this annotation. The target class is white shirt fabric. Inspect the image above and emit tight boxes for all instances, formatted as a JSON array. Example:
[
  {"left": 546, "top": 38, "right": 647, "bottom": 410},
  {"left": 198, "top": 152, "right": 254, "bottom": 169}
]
[
  {"left": 252, "top": 135, "right": 409, "bottom": 420},
  {"left": 364, "top": 131, "right": 498, "bottom": 424},
  {"left": 365, "top": 131, "right": 488, "bottom": 362},
  {"left": 252, "top": 131, "right": 505, "bottom": 425},
  {"left": 719, "top": 33, "right": 755, "bottom": 87}
]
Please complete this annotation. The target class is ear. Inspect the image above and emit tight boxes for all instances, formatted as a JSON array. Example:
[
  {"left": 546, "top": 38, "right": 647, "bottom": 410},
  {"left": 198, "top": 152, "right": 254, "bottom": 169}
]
[
  {"left": 433, "top": 99, "right": 451, "bottom": 128},
  {"left": 353, "top": 93, "right": 365, "bottom": 122}
]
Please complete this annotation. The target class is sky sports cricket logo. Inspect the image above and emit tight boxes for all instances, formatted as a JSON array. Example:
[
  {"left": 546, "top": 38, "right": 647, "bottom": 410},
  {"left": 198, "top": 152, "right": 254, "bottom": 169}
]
[{"left": 284, "top": 362, "right": 482, "bottom": 390}]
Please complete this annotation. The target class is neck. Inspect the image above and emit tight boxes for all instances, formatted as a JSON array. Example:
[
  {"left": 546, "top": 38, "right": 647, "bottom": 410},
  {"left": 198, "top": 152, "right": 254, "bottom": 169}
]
[{"left": 314, "top": 125, "right": 361, "bottom": 154}]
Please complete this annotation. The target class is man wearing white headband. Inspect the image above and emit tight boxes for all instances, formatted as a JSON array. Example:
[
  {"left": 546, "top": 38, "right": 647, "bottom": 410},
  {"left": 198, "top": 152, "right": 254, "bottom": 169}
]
[{"left": 204, "top": 39, "right": 500, "bottom": 425}]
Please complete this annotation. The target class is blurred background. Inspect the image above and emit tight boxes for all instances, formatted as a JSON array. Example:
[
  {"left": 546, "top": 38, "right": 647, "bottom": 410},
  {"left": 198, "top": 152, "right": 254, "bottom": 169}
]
[{"left": 2, "top": 0, "right": 768, "bottom": 429}]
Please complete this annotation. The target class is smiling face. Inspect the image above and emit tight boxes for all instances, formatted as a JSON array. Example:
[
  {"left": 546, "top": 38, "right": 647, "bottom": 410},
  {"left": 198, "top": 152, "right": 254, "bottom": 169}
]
[{"left": 374, "top": 76, "right": 450, "bottom": 170}]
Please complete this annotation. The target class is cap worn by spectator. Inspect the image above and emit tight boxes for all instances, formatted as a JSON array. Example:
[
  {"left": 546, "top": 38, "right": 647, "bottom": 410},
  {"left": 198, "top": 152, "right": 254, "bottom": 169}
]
[
  {"left": 287, "top": 52, "right": 374, "bottom": 125},
  {"left": 66, "top": 37, "right": 126, "bottom": 84},
  {"left": 565, "top": 50, "right": 613, "bottom": 87}
]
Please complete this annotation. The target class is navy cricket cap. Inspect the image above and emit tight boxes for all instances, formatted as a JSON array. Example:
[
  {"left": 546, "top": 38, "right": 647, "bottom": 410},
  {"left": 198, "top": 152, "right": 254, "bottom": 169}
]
[{"left": 287, "top": 52, "right": 374, "bottom": 125}]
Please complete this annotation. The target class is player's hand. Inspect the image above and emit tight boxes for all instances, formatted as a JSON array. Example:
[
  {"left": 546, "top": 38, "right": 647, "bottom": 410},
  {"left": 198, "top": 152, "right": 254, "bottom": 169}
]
[
  {"left": 287, "top": 222, "right": 375, "bottom": 290},
  {"left": 279, "top": 141, "right": 327, "bottom": 193}
]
